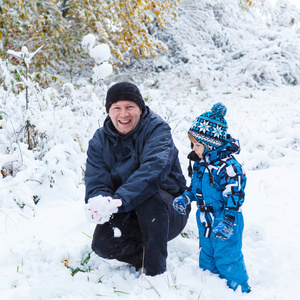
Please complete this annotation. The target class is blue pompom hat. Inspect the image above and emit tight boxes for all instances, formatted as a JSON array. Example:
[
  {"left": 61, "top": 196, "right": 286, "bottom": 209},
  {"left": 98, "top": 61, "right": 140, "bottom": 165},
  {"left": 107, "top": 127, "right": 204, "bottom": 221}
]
[{"left": 188, "top": 102, "right": 228, "bottom": 151}]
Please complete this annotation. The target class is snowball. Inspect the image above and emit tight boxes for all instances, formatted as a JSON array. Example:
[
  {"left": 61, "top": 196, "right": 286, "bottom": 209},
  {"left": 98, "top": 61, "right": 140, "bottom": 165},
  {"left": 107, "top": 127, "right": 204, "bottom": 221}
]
[
  {"left": 81, "top": 34, "right": 96, "bottom": 51},
  {"left": 92, "top": 62, "right": 113, "bottom": 82},
  {"left": 113, "top": 227, "right": 122, "bottom": 238},
  {"left": 89, "top": 44, "right": 111, "bottom": 63}
]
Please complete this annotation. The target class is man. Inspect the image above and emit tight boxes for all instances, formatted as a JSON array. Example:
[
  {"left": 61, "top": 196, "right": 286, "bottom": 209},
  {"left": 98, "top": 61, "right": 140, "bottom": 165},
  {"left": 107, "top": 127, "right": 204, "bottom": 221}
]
[{"left": 84, "top": 82, "right": 190, "bottom": 276}]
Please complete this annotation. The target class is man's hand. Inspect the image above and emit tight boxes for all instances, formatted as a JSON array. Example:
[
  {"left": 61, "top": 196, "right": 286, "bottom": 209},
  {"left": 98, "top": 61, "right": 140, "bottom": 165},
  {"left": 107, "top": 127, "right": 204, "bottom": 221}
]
[
  {"left": 85, "top": 195, "right": 122, "bottom": 224},
  {"left": 173, "top": 195, "right": 190, "bottom": 215}
]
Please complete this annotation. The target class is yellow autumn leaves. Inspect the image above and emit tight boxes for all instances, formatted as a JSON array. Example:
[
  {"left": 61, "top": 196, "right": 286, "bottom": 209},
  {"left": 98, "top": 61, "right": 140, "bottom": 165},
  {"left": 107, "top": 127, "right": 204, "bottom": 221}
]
[{"left": 0, "top": 0, "right": 180, "bottom": 77}]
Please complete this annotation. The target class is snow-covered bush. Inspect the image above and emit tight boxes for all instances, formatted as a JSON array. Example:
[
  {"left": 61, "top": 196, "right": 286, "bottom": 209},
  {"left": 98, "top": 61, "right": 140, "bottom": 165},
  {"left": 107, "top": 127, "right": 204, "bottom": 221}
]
[
  {"left": 124, "top": 0, "right": 300, "bottom": 89},
  {"left": 0, "top": 41, "right": 111, "bottom": 212}
]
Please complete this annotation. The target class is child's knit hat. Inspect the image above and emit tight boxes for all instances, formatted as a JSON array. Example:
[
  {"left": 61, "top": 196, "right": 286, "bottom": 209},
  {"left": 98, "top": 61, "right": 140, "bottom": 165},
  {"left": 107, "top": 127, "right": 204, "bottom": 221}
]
[{"left": 188, "top": 102, "right": 228, "bottom": 151}]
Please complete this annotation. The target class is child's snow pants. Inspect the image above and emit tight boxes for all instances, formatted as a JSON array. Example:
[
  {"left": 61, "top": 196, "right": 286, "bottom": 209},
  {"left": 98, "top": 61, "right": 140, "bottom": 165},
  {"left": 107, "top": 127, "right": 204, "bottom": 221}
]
[{"left": 196, "top": 209, "right": 249, "bottom": 287}]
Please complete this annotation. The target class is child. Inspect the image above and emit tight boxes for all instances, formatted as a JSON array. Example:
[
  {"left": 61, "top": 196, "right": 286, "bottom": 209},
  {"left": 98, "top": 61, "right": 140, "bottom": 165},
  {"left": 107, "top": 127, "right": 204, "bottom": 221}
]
[{"left": 173, "top": 102, "right": 251, "bottom": 293}]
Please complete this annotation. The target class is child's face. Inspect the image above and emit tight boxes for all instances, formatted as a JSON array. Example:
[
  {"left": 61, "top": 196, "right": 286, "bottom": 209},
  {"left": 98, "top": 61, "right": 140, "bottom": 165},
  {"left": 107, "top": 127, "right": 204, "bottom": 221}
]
[{"left": 192, "top": 142, "right": 206, "bottom": 159}]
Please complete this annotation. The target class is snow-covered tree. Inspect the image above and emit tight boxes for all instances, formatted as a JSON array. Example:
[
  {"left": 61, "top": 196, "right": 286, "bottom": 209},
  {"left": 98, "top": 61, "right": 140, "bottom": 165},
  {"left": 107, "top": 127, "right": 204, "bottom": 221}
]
[{"left": 0, "top": 0, "right": 180, "bottom": 81}]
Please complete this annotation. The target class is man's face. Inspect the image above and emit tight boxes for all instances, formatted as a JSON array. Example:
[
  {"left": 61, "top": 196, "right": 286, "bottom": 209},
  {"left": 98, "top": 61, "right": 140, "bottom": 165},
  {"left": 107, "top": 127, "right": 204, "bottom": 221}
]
[{"left": 109, "top": 100, "right": 142, "bottom": 135}]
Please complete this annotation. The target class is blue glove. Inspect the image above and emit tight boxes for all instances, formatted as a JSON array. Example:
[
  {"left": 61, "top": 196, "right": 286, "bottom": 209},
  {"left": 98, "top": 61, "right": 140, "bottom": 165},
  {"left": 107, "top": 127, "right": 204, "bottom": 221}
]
[
  {"left": 213, "top": 214, "right": 235, "bottom": 240},
  {"left": 173, "top": 195, "right": 190, "bottom": 215}
]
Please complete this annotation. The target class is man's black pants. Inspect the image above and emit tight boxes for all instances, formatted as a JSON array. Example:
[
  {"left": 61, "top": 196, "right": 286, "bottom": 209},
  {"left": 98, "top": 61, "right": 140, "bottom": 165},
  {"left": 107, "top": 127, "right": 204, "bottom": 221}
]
[{"left": 91, "top": 189, "right": 190, "bottom": 276}]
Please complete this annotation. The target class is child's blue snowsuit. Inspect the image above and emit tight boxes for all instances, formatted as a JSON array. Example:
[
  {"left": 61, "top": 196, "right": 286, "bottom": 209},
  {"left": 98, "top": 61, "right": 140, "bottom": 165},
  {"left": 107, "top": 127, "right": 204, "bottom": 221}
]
[{"left": 184, "top": 136, "right": 249, "bottom": 291}]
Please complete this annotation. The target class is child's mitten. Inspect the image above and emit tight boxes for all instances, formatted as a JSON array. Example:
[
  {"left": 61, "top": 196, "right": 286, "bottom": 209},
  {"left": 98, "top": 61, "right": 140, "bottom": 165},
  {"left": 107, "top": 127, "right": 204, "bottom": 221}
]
[
  {"left": 85, "top": 195, "right": 122, "bottom": 224},
  {"left": 213, "top": 213, "right": 235, "bottom": 240},
  {"left": 173, "top": 195, "right": 190, "bottom": 215}
]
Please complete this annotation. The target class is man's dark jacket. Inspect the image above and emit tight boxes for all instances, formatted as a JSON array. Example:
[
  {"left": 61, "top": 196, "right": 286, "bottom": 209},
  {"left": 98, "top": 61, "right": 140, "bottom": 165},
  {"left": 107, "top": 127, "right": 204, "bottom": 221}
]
[{"left": 85, "top": 107, "right": 186, "bottom": 213}]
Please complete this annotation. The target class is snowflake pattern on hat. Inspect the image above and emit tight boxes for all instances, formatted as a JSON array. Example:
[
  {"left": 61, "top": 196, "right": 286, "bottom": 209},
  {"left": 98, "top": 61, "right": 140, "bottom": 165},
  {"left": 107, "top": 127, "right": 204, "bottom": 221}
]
[
  {"left": 189, "top": 102, "right": 228, "bottom": 150},
  {"left": 199, "top": 120, "right": 210, "bottom": 134},
  {"left": 212, "top": 125, "right": 223, "bottom": 138}
]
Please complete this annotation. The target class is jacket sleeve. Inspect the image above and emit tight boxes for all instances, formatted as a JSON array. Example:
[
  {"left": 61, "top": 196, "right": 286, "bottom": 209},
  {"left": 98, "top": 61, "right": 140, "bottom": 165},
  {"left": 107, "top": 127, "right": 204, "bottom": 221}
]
[
  {"left": 218, "top": 159, "right": 247, "bottom": 210},
  {"left": 115, "top": 119, "right": 181, "bottom": 212},
  {"left": 183, "top": 189, "right": 197, "bottom": 202},
  {"left": 84, "top": 130, "right": 115, "bottom": 203}
]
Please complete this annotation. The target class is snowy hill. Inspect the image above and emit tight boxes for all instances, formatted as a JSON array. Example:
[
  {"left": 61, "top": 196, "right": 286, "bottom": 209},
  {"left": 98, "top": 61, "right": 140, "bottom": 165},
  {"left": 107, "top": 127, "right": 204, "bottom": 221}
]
[{"left": 1, "top": 0, "right": 300, "bottom": 299}]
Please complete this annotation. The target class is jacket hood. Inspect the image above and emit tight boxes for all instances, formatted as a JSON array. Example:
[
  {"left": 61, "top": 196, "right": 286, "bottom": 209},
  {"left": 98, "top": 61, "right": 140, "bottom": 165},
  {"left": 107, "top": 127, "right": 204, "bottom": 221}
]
[
  {"left": 205, "top": 134, "right": 241, "bottom": 162},
  {"left": 188, "top": 135, "right": 241, "bottom": 163}
]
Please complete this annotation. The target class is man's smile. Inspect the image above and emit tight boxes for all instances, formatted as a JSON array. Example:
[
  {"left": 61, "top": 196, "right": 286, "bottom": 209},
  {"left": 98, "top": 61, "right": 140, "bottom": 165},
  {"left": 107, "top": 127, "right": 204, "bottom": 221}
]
[{"left": 108, "top": 101, "right": 142, "bottom": 135}]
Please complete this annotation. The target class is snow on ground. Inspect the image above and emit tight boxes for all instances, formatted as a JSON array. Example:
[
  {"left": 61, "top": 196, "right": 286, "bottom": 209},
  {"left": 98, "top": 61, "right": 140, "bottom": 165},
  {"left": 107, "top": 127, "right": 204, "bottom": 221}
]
[
  {"left": 1, "top": 0, "right": 300, "bottom": 299},
  {"left": 1, "top": 83, "right": 299, "bottom": 300}
]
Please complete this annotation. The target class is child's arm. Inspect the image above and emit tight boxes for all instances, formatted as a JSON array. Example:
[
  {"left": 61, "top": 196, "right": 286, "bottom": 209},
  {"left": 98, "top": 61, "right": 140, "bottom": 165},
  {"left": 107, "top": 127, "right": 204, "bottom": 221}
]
[
  {"left": 219, "top": 160, "right": 247, "bottom": 210},
  {"left": 213, "top": 160, "right": 246, "bottom": 240}
]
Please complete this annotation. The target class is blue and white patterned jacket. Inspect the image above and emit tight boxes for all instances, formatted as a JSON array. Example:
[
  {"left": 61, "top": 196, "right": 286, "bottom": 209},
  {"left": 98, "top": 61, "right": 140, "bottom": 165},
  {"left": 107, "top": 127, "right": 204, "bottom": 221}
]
[{"left": 184, "top": 136, "right": 247, "bottom": 215}]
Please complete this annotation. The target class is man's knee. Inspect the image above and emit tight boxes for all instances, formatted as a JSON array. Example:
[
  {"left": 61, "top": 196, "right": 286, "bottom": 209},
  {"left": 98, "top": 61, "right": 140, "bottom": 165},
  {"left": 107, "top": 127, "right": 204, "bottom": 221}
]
[
  {"left": 136, "top": 191, "right": 167, "bottom": 215},
  {"left": 135, "top": 189, "right": 190, "bottom": 241},
  {"left": 92, "top": 224, "right": 114, "bottom": 259}
]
